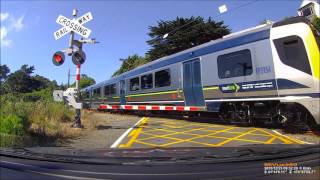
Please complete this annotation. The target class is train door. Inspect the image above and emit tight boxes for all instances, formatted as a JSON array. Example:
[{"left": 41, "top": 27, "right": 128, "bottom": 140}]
[
  {"left": 119, "top": 80, "right": 126, "bottom": 104},
  {"left": 183, "top": 58, "right": 205, "bottom": 106}
]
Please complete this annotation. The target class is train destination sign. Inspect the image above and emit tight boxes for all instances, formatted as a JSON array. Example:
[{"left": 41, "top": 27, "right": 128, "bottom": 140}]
[{"left": 54, "top": 12, "right": 93, "bottom": 40}]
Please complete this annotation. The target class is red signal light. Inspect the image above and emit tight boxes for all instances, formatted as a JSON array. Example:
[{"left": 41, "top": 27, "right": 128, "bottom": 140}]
[
  {"left": 54, "top": 54, "right": 62, "bottom": 62},
  {"left": 52, "top": 51, "right": 65, "bottom": 66}
]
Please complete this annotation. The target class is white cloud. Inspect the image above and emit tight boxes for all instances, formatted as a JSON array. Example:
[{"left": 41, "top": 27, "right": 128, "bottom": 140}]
[
  {"left": 0, "top": 13, "right": 9, "bottom": 21},
  {"left": 12, "top": 15, "right": 24, "bottom": 31},
  {"left": 0, "top": 27, "right": 7, "bottom": 40},
  {"left": 0, "top": 27, "right": 12, "bottom": 47},
  {"left": 0, "top": 12, "right": 24, "bottom": 47}
]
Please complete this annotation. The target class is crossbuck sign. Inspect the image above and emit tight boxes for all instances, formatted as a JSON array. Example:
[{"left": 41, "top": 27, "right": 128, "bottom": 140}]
[{"left": 54, "top": 12, "right": 93, "bottom": 40}]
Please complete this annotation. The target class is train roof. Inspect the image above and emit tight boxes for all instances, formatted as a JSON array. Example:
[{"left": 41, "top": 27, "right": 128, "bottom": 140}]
[{"left": 82, "top": 17, "right": 311, "bottom": 91}]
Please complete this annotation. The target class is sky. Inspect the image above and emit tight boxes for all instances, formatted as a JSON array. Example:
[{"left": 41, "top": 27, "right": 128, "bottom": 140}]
[{"left": 1, "top": 0, "right": 302, "bottom": 85}]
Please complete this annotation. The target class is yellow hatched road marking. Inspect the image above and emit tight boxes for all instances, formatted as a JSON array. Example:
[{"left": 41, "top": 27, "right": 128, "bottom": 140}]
[
  {"left": 138, "top": 125, "right": 280, "bottom": 147},
  {"left": 159, "top": 127, "right": 236, "bottom": 147},
  {"left": 265, "top": 136, "right": 277, "bottom": 144},
  {"left": 139, "top": 127, "right": 208, "bottom": 141},
  {"left": 119, "top": 117, "right": 149, "bottom": 148},
  {"left": 256, "top": 128, "right": 294, "bottom": 144},
  {"left": 215, "top": 129, "right": 258, "bottom": 146},
  {"left": 119, "top": 117, "right": 305, "bottom": 148},
  {"left": 271, "top": 130, "right": 306, "bottom": 144}
]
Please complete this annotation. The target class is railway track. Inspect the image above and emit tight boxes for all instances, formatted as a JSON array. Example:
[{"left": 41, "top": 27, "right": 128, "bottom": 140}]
[{"left": 86, "top": 109, "right": 319, "bottom": 135}]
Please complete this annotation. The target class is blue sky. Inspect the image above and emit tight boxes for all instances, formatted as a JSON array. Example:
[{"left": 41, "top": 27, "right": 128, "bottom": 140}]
[{"left": 1, "top": 0, "right": 301, "bottom": 85}]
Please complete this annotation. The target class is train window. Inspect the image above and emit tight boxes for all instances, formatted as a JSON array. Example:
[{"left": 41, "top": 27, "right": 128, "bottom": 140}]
[
  {"left": 110, "top": 84, "right": 116, "bottom": 94},
  {"left": 81, "top": 91, "right": 89, "bottom": 99},
  {"left": 141, "top": 74, "right": 153, "bottom": 89},
  {"left": 130, "top": 77, "right": 140, "bottom": 91},
  {"left": 301, "top": 7, "right": 313, "bottom": 17},
  {"left": 85, "top": 92, "right": 90, "bottom": 98},
  {"left": 217, "top": 49, "right": 253, "bottom": 79},
  {"left": 155, "top": 69, "right": 171, "bottom": 88},
  {"left": 104, "top": 85, "right": 110, "bottom": 96},
  {"left": 93, "top": 88, "right": 101, "bottom": 97},
  {"left": 274, "top": 36, "right": 312, "bottom": 75}
]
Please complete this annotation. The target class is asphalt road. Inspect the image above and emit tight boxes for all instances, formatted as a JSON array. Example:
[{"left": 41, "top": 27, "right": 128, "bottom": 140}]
[
  {"left": 64, "top": 111, "right": 319, "bottom": 150},
  {"left": 114, "top": 116, "right": 319, "bottom": 149}
]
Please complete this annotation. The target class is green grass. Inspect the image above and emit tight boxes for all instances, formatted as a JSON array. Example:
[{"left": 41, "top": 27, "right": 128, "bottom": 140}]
[
  {"left": 0, "top": 90, "right": 75, "bottom": 147},
  {"left": 0, "top": 114, "right": 25, "bottom": 135}
]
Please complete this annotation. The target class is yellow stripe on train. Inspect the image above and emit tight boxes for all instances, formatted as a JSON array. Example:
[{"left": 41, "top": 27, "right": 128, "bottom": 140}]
[{"left": 306, "top": 28, "right": 320, "bottom": 80}]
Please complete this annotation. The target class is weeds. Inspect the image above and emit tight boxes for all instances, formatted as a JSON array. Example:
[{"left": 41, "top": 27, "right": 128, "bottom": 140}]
[{"left": 0, "top": 91, "right": 76, "bottom": 147}]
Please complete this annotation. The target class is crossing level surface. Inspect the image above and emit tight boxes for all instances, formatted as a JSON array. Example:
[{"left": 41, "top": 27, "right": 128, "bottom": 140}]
[{"left": 112, "top": 117, "right": 314, "bottom": 149}]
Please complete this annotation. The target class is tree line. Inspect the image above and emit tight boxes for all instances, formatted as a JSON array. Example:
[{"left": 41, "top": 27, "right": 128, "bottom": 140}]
[{"left": 0, "top": 64, "right": 96, "bottom": 95}]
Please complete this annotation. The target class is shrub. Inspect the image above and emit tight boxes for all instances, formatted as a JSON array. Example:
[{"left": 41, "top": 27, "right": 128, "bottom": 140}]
[
  {"left": 23, "top": 88, "right": 53, "bottom": 102},
  {"left": 0, "top": 114, "right": 25, "bottom": 135},
  {"left": 1, "top": 92, "right": 74, "bottom": 136}
]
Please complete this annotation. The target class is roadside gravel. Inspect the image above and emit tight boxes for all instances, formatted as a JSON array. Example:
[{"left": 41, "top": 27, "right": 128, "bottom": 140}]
[{"left": 63, "top": 110, "right": 141, "bottom": 149}]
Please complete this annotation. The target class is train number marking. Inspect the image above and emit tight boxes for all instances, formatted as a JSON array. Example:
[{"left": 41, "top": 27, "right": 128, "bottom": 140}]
[{"left": 256, "top": 66, "right": 271, "bottom": 75}]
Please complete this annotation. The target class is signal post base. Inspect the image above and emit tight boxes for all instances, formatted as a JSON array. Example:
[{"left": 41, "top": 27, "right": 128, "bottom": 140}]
[{"left": 71, "top": 109, "right": 84, "bottom": 128}]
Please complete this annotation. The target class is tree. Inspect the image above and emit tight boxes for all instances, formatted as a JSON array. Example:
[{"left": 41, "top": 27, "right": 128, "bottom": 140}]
[
  {"left": 20, "top": 64, "right": 35, "bottom": 75},
  {"left": 113, "top": 16, "right": 230, "bottom": 76},
  {"left": 146, "top": 16, "right": 230, "bottom": 61},
  {"left": 112, "top": 55, "right": 146, "bottom": 77},
  {"left": 3, "top": 64, "right": 57, "bottom": 94},
  {"left": 32, "top": 75, "right": 56, "bottom": 90},
  {"left": 0, "top": 64, "right": 10, "bottom": 82},
  {"left": 0, "top": 65, "right": 10, "bottom": 94},
  {"left": 312, "top": 16, "right": 320, "bottom": 32},
  {"left": 71, "top": 74, "right": 96, "bottom": 89},
  {"left": 4, "top": 69, "right": 33, "bottom": 93}
]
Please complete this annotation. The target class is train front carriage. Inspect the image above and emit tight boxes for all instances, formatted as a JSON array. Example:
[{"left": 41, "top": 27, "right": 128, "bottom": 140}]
[
  {"left": 81, "top": 17, "right": 320, "bottom": 130},
  {"left": 270, "top": 18, "right": 320, "bottom": 128}
]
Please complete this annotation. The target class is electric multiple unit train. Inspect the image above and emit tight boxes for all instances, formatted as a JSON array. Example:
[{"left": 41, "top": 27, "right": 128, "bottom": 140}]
[{"left": 81, "top": 17, "right": 320, "bottom": 129}]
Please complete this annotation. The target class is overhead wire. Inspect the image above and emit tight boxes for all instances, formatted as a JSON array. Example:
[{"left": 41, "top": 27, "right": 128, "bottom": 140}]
[{"left": 152, "top": 0, "right": 261, "bottom": 43}]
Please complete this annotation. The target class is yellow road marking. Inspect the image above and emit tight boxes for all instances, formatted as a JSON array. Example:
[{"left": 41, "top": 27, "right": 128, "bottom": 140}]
[
  {"left": 122, "top": 118, "right": 304, "bottom": 148},
  {"left": 139, "top": 127, "right": 208, "bottom": 141},
  {"left": 256, "top": 128, "right": 293, "bottom": 144},
  {"left": 215, "top": 129, "right": 258, "bottom": 146},
  {"left": 271, "top": 130, "right": 306, "bottom": 144},
  {"left": 159, "top": 127, "right": 236, "bottom": 147},
  {"left": 265, "top": 136, "right": 277, "bottom": 144},
  {"left": 235, "top": 138, "right": 270, "bottom": 144},
  {"left": 119, "top": 117, "right": 149, "bottom": 148},
  {"left": 139, "top": 124, "right": 278, "bottom": 147}
]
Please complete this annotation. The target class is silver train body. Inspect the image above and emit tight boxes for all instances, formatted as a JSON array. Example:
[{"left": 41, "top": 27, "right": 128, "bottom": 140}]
[{"left": 81, "top": 17, "right": 320, "bottom": 128}]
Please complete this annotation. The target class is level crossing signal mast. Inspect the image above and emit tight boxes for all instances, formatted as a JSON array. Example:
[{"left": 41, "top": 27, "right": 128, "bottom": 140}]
[{"left": 52, "top": 9, "right": 98, "bottom": 128}]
